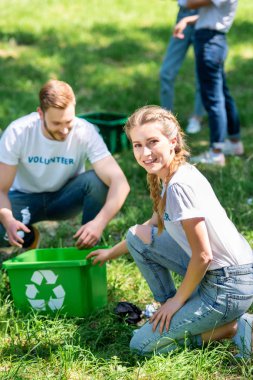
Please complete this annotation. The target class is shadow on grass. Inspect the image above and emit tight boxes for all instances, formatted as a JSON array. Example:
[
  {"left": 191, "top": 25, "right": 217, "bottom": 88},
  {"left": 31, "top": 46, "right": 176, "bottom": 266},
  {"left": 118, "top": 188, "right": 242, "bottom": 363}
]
[
  {"left": 0, "top": 305, "right": 143, "bottom": 368},
  {"left": 0, "top": 20, "right": 253, "bottom": 127},
  {"left": 72, "top": 305, "right": 144, "bottom": 366}
]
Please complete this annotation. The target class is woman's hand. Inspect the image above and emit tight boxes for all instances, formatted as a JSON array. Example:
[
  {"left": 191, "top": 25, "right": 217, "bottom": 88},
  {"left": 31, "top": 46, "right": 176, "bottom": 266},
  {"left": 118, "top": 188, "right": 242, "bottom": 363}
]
[
  {"left": 87, "top": 239, "right": 129, "bottom": 266},
  {"left": 173, "top": 14, "right": 199, "bottom": 39},
  {"left": 149, "top": 297, "right": 183, "bottom": 334},
  {"left": 173, "top": 19, "right": 188, "bottom": 39},
  {"left": 86, "top": 248, "right": 114, "bottom": 266}
]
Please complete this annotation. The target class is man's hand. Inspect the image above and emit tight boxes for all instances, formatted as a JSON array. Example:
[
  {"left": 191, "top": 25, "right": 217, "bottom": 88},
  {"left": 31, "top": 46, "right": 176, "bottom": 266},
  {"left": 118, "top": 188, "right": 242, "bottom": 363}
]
[
  {"left": 149, "top": 297, "right": 183, "bottom": 334},
  {"left": 4, "top": 218, "right": 31, "bottom": 248},
  {"left": 86, "top": 248, "right": 113, "bottom": 266},
  {"left": 73, "top": 220, "right": 104, "bottom": 248}
]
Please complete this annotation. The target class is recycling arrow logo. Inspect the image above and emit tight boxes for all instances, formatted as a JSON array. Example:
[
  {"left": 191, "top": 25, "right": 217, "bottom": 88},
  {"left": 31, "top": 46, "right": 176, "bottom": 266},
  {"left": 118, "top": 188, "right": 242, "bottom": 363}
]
[{"left": 25, "top": 270, "right": 65, "bottom": 311}]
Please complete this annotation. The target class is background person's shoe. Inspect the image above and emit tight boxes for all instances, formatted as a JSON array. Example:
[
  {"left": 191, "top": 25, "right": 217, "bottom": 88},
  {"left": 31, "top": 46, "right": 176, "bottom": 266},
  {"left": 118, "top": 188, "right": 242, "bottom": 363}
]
[
  {"left": 223, "top": 140, "right": 244, "bottom": 156},
  {"left": 233, "top": 313, "right": 253, "bottom": 359},
  {"left": 186, "top": 117, "right": 202, "bottom": 134},
  {"left": 191, "top": 150, "right": 225, "bottom": 166}
]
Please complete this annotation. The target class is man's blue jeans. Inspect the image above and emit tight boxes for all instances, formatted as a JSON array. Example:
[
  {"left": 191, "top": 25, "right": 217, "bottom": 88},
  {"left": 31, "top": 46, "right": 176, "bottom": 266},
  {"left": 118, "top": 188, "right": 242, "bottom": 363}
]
[
  {"left": 160, "top": 7, "right": 205, "bottom": 117},
  {"left": 0, "top": 170, "right": 108, "bottom": 246},
  {"left": 194, "top": 29, "right": 240, "bottom": 149}
]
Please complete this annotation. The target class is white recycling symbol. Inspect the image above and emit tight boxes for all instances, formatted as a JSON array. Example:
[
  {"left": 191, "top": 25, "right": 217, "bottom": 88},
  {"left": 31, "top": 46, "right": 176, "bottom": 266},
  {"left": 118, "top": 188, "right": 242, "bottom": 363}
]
[{"left": 25, "top": 270, "right": 65, "bottom": 311}]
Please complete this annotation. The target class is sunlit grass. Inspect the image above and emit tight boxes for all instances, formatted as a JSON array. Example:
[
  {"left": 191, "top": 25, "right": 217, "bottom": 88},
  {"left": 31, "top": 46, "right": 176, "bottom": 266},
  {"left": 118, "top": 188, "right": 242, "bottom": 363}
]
[{"left": 0, "top": 0, "right": 253, "bottom": 378}]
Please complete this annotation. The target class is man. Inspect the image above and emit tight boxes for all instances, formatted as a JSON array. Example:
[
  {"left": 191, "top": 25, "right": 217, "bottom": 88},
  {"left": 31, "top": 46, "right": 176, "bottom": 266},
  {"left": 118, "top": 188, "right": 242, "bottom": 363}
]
[
  {"left": 0, "top": 79, "right": 130, "bottom": 251},
  {"left": 175, "top": 0, "right": 243, "bottom": 166},
  {"left": 160, "top": 1, "right": 205, "bottom": 134}
]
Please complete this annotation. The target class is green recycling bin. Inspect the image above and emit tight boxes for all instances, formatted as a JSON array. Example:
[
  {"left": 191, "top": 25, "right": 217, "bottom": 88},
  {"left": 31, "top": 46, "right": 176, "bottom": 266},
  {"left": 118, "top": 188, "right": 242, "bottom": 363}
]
[
  {"left": 78, "top": 112, "right": 129, "bottom": 153},
  {"left": 2, "top": 247, "right": 107, "bottom": 317}
]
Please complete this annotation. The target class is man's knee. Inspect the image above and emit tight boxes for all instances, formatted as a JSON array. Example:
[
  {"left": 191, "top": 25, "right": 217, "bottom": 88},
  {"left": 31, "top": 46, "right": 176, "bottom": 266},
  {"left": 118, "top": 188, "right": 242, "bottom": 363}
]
[
  {"left": 77, "top": 171, "right": 108, "bottom": 202},
  {"left": 81, "top": 170, "right": 107, "bottom": 189}
]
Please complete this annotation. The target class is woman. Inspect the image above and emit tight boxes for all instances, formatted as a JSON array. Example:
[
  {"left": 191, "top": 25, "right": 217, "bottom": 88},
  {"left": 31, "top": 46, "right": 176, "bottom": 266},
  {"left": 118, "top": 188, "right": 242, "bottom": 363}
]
[{"left": 87, "top": 105, "right": 253, "bottom": 358}]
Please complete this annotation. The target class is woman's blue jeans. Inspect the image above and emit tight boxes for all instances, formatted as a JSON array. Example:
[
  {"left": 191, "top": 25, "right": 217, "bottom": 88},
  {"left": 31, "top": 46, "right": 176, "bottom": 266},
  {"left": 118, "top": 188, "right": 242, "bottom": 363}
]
[
  {"left": 0, "top": 170, "right": 108, "bottom": 246},
  {"left": 194, "top": 29, "right": 240, "bottom": 149},
  {"left": 126, "top": 227, "right": 253, "bottom": 355},
  {"left": 160, "top": 7, "right": 205, "bottom": 117}
]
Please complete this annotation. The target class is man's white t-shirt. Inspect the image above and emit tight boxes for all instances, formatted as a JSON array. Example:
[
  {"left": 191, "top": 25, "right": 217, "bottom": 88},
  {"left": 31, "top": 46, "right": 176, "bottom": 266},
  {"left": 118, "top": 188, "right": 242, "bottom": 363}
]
[
  {"left": 0, "top": 112, "right": 111, "bottom": 193},
  {"left": 164, "top": 163, "right": 253, "bottom": 270}
]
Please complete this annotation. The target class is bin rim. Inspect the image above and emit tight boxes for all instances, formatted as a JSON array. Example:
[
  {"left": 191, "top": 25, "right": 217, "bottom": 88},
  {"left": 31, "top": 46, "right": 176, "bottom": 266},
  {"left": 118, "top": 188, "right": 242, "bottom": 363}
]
[
  {"left": 78, "top": 112, "right": 128, "bottom": 127},
  {"left": 2, "top": 246, "right": 107, "bottom": 269}
]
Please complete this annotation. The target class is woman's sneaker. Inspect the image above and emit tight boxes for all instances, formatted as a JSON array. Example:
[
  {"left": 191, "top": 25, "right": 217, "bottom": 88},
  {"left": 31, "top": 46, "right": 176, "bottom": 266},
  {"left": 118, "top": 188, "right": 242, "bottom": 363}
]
[{"left": 223, "top": 140, "right": 244, "bottom": 156}]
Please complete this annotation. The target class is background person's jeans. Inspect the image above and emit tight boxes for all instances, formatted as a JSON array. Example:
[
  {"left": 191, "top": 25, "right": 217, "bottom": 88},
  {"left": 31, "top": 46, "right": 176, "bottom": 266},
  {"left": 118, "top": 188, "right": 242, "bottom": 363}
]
[
  {"left": 0, "top": 170, "right": 108, "bottom": 247},
  {"left": 194, "top": 29, "right": 240, "bottom": 149},
  {"left": 160, "top": 7, "right": 205, "bottom": 117},
  {"left": 126, "top": 227, "right": 253, "bottom": 355}
]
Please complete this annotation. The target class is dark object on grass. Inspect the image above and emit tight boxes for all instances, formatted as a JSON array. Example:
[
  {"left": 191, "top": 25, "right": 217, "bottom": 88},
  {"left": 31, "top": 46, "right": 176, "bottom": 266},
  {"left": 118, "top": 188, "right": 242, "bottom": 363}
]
[
  {"left": 22, "top": 225, "right": 36, "bottom": 248},
  {"left": 114, "top": 301, "right": 142, "bottom": 325}
]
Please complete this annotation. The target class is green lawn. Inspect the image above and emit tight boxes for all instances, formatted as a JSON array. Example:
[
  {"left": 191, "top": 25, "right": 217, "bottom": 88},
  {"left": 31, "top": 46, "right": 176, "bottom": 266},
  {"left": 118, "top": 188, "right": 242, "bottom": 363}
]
[{"left": 0, "top": 1, "right": 253, "bottom": 379}]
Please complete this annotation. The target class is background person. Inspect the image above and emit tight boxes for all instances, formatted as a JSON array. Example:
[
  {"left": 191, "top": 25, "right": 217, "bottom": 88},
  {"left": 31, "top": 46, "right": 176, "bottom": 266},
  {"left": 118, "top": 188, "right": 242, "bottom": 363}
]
[
  {"left": 160, "top": 1, "right": 205, "bottom": 134},
  {"left": 0, "top": 79, "right": 130, "bottom": 251},
  {"left": 174, "top": 0, "right": 244, "bottom": 166},
  {"left": 88, "top": 105, "right": 253, "bottom": 358}
]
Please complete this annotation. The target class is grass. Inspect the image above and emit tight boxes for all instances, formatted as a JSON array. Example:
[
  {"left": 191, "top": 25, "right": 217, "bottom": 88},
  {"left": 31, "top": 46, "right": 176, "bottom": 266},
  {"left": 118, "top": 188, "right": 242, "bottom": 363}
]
[{"left": 0, "top": 0, "right": 253, "bottom": 378}]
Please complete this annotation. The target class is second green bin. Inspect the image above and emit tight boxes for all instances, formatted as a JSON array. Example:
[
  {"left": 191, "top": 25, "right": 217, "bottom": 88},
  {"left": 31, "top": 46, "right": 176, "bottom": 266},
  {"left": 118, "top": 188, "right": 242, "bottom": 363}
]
[{"left": 78, "top": 112, "right": 129, "bottom": 153}]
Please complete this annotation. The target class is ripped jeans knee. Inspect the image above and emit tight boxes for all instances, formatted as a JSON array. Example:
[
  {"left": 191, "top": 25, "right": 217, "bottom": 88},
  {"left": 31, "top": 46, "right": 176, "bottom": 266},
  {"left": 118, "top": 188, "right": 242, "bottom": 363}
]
[{"left": 127, "top": 224, "right": 154, "bottom": 247}]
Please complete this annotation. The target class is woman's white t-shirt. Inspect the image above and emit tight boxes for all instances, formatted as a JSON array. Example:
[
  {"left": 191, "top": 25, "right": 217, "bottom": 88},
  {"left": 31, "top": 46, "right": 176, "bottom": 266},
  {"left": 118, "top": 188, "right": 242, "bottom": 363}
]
[{"left": 164, "top": 163, "right": 253, "bottom": 270}]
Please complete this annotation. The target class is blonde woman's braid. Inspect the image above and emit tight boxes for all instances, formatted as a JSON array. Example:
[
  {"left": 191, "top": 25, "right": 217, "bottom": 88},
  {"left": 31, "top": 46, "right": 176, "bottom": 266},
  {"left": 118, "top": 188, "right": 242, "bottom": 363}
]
[
  {"left": 147, "top": 173, "right": 165, "bottom": 234},
  {"left": 147, "top": 173, "right": 160, "bottom": 212}
]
